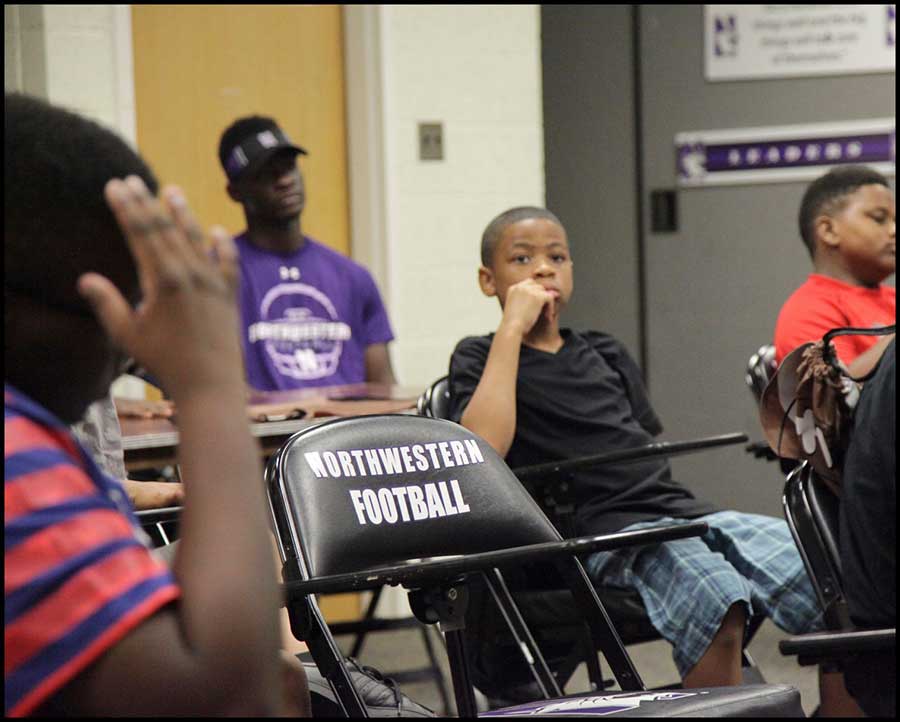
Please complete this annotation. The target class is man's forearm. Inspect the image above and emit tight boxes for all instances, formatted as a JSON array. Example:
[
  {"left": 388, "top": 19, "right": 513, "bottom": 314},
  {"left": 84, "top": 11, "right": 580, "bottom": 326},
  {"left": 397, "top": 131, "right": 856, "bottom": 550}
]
[{"left": 364, "top": 343, "right": 397, "bottom": 385}]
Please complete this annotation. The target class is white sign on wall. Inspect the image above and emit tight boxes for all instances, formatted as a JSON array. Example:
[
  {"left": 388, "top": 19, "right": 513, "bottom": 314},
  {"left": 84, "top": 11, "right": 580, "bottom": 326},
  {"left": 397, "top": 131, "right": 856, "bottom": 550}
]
[{"left": 705, "top": 5, "right": 896, "bottom": 81}]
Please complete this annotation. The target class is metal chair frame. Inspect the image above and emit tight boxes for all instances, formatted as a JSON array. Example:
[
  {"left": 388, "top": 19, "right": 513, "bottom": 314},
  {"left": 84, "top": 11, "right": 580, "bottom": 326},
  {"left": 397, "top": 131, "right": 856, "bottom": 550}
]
[
  {"left": 779, "top": 463, "right": 894, "bottom": 667},
  {"left": 417, "top": 378, "right": 765, "bottom": 694},
  {"left": 266, "top": 415, "right": 731, "bottom": 717}
]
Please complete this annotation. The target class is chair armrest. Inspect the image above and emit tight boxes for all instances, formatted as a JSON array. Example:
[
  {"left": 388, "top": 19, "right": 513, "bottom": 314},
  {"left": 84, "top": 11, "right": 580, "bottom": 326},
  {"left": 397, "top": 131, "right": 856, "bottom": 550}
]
[
  {"left": 513, "top": 433, "right": 748, "bottom": 483},
  {"left": 779, "top": 628, "right": 895, "bottom": 664},
  {"left": 745, "top": 440, "right": 780, "bottom": 461},
  {"left": 134, "top": 506, "right": 183, "bottom": 525},
  {"left": 282, "top": 521, "right": 709, "bottom": 598}
]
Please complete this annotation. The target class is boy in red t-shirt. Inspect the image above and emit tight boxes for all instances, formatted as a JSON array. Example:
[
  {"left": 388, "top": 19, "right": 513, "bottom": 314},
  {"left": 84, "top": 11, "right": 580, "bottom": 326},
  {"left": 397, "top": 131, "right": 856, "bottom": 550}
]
[{"left": 774, "top": 165, "right": 895, "bottom": 373}]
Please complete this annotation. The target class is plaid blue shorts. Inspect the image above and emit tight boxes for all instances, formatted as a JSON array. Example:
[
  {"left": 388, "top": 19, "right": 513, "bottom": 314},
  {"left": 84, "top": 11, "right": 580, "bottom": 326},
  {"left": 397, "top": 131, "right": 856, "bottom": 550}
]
[{"left": 584, "top": 510, "right": 824, "bottom": 678}]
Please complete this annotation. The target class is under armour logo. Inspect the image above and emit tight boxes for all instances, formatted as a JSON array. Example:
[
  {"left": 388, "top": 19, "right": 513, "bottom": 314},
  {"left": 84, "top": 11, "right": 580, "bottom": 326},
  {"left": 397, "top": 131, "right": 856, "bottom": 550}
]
[{"left": 279, "top": 266, "right": 301, "bottom": 281}]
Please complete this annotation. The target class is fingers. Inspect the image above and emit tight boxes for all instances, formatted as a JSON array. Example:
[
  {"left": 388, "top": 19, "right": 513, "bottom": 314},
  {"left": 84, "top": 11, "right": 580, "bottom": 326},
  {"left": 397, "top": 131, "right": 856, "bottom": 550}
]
[
  {"left": 163, "top": 189, "right": 238, "bottom": 295},
  {"left": 515, "top": 279, "right": 555, "bottom": 306},
  {"left": 162, "top": 186, "right": 207, "bottom": 257},
  {"left": 210, "top": 226, "right": 240, "bottom": 294},
  {"left": 123, "top": 177, "right": 194, "bottom": 282},
  {"left": 104, "top": 179, "right": 160, "bottom": 299},
  {"left": 543, "top": 297, "right": 559, "bottom": 324},
  {"left": 115, "top": 397, "right": 175, "bottom": 419},
  {"left": 77, "top": 272, "right": 135, "bottom": 350},
  {"left": 107, "top": 177, "right": 235, "bottom": 295}
]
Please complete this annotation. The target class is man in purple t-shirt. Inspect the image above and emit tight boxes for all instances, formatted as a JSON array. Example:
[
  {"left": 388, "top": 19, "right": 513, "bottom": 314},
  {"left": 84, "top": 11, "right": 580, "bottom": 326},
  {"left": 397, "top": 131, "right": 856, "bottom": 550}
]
[{"left": 218, "top": 115, "right": 396, "bottom": 391}]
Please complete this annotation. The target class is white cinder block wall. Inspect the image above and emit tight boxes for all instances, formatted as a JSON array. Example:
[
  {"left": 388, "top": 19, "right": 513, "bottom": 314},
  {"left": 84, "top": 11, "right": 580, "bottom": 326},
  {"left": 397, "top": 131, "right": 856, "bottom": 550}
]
[
  {"left": 5, "top": 4, "right": 143, "bottom": 398},
  {"left": 5, "top": 5, "right": 136, "bottom": 144},
  {"left": 378, "top": 4, "right": 545, "bottom": 387}
]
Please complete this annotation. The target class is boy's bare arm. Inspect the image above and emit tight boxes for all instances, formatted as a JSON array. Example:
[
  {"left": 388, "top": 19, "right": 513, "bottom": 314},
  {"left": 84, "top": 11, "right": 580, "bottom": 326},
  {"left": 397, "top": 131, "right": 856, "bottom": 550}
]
[
  {"left": 847, "top": 333, "right": 895, "bottom": 379},
  {"left": 57, "top": 178, "right": 286, "bottom": 715},
  {"left": 460, "top": 280, "right": 553, "bottom": 457}
]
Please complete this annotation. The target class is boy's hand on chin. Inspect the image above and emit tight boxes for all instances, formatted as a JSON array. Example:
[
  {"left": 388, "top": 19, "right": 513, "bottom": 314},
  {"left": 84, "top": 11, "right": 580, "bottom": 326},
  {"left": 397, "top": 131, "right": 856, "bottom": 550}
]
[{"left": 502, "top": 279, "right": 556, "bottom": 336}]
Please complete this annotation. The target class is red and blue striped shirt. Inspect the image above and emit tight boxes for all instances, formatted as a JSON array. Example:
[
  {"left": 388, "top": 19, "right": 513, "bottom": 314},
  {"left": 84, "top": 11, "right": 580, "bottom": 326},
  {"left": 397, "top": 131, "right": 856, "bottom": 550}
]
[{"left": 4, "top": 385, "right": 180, "bottom": 716}]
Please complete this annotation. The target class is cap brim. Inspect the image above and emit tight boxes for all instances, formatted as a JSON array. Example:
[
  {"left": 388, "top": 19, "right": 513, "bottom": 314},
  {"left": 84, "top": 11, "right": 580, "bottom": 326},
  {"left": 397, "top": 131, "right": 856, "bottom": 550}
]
[{"left": 240, "top": 144, "right": 308, "bottom": 180}]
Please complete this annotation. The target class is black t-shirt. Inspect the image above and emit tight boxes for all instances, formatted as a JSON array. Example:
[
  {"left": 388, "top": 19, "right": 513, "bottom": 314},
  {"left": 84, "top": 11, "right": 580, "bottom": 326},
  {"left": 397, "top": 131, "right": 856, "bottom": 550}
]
[
  {"left": 448, "top": 329, "right": 717, "bottom": 536},
  {"left": 838, "top": 338, "right": 895, "bottom": 717},
  {"left": 840, "top": 338, "right": 895, "bottom": 629}
]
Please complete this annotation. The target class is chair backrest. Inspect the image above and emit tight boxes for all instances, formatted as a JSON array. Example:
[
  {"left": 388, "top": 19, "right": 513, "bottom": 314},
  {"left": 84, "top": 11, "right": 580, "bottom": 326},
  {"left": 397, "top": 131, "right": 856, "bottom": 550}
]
[
  {"left": 746, "top": 344, "right": 777, "bottom": 404},
  {"left": 267, "top": 414, "right": 561, "bottom": 579},
  {"left": 416, "top": 376, "right": 450, "bottom": 420},
  {"left": 782, "top": 462, "right": 850, "bottom": 629},
  {"left": 805, "top": 468, "right": 841, "bottom": 577}
]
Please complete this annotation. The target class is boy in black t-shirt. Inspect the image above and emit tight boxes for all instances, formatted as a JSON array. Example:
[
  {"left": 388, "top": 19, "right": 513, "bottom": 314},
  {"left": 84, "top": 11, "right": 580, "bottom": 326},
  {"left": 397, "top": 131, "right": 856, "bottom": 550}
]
[{"left": 448, "top": 207, "right": 860, "bottom": 712}]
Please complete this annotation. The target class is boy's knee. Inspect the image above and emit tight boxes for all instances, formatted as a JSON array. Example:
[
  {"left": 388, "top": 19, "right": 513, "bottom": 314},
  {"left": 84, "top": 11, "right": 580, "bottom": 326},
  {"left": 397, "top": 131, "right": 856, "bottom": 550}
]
[{"left": 712, "top": 602, "right": 747, "bottom": 649}]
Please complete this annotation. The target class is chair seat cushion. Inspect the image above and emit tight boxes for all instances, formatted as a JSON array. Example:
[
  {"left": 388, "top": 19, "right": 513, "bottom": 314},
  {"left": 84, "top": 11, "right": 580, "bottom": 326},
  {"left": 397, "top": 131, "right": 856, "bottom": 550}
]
[{"left": 479, "top": 684, "right": 803, "bottom": 717}]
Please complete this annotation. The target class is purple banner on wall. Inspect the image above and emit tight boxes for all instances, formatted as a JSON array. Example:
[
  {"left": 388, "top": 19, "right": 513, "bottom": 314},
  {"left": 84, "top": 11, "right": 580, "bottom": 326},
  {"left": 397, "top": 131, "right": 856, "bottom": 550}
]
[{"left": 676, "top": 119, "right": 895, "bottom": 187}]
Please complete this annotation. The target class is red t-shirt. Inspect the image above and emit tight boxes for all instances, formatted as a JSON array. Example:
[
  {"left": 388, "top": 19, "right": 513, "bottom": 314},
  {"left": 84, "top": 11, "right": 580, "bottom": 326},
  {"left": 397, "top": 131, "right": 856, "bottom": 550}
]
[
  {"left": 774, "top": 274, "right": 896, "bottom": 364},
  {"left": 5, "top": 386, "right": 180, "bottom": 717}
]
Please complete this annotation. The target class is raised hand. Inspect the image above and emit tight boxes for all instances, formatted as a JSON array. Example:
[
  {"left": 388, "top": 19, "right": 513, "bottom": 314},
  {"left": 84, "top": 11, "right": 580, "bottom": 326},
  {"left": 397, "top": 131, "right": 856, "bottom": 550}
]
[{"left": 77, "top": 176, "right": 244, "bottom": 402}]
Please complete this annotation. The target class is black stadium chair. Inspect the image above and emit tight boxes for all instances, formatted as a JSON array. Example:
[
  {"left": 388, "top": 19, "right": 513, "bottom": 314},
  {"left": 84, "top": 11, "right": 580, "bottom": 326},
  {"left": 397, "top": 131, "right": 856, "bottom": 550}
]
[
  {"left": 417, "top": 376, "right": 764, "bottom": 701},
  {"left": 136, "top": 478, "right": 451, "bottom": 711},
  {"left": 416, "top": 376, "right": 450, "bottom": 420},
  {"left": 266, "top": 414, "right": 803, "bottom": 717},
  {"left": 781, "top": 463, "right": 849, "bottom": 631},
  {"left": 135, "top": 505, "right": 181, "bottom": 548},
  {"left": 744, "top": 344, "right": 786, "bottom": 464},
  {"left": 745, "top": 344, "right": 777, "bottom": 405},
  {"left": 778, "top": 463, "right": 895, "bottom": 675}
]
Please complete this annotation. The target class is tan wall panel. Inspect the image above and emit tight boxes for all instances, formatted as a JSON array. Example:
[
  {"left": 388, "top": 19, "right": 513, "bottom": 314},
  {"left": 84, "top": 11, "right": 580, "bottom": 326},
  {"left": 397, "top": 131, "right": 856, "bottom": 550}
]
[
  {"left": 132, "top": 5, "right": 357, "bottom": 621},
  {"left": 131, "top": 5, "right": 349, "bottom": 254}
]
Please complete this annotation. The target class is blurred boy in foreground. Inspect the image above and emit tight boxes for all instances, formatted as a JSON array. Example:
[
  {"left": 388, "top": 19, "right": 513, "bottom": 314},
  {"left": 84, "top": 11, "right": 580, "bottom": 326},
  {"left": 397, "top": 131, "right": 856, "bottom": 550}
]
[{"left": 4, "top": 93, "right": 308, "bottom": 716}]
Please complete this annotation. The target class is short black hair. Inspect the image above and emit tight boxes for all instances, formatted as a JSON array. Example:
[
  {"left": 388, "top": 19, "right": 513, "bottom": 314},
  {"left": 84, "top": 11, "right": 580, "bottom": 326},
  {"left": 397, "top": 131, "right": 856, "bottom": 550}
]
[
  {"left": 4, "top": 92, "right": 158, "bottom": 313},
  {"left": 481, "top": 206, "right": 564, "bottom": 267},
  {"left": 798, "top": 165, "right": 890, "bottom": 258},
  {"left": 218, "top": 115, "right": 280, "bottom": 175}
]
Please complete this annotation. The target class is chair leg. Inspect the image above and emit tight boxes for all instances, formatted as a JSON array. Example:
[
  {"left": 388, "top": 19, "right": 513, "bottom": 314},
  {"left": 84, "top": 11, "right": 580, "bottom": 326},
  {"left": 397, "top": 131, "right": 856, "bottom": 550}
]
[
  {"left": 418, "top": 625, "right": 452, "bottom": 714},
  {"left": 444, "top": 628, "right": 479, "bottom": 718},
  {"left": 556, "top": 558, "right": 645, "bottom": 692},
  {"left": 482, "top": 569, "right": 563, "bottom": 699},
  {"left": 581, "top": 623, "right": 608, "bottom": 691},
  {"left": 296, "top": 597, "right": 369, "bottom": 717},
  {"left": 349, "top": 587, "right": 383, "bottom": 658}
]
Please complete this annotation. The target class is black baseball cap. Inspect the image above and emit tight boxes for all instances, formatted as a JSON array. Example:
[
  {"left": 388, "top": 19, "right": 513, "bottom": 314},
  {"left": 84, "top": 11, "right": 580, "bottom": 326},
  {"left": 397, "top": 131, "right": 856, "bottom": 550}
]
[{"left": 220, "top": 119, "right": 307, "bottom": 182}]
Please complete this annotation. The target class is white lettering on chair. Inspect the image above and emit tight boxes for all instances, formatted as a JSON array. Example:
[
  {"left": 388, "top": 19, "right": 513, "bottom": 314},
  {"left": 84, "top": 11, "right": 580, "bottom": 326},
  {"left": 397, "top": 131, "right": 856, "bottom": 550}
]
[
  {"left": 305, "top": 439, "right": 484, "bottom": 526},
  {"left": 347, "top": 481, "right": 471, "bottom": 525},
  {"left": 304, "top": 439, "right": 486, "bottom": 479}
]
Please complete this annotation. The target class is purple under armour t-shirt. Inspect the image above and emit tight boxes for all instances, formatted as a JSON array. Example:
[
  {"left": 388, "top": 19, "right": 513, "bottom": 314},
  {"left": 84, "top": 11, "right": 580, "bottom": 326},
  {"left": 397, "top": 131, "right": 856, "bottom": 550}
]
[{"left": 234, "top": 233, "right": 394, "bottom": 391}]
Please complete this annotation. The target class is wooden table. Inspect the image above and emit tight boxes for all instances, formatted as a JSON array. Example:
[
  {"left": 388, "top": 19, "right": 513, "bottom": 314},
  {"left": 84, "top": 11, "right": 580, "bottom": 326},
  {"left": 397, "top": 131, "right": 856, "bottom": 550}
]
[{"left": 121, "top": 383, "right": 424, "bottom": 472}]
